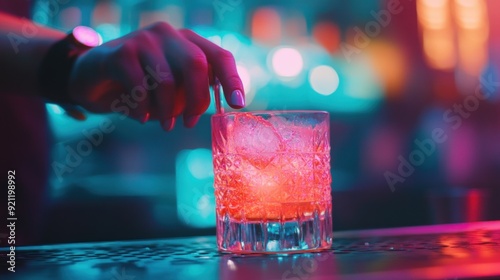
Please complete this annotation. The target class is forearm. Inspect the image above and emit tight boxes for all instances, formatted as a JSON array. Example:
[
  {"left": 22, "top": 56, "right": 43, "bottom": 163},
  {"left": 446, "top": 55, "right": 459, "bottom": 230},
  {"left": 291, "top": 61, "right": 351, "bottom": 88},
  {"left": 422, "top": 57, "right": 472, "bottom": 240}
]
[{"left": 0, "top": 12, "right": 65, "bottom": 96}]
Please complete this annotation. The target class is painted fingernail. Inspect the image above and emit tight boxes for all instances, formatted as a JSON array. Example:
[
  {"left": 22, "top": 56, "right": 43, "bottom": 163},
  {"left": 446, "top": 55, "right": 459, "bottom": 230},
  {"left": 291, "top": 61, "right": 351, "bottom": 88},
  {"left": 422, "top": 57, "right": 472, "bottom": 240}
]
[
  {"left": 162, "top": 118, "right": 175, "bottom": 131},
  {"left": 141, "top": 112, "right": 150, "bottom": 124},
  {"left": 184, "top": 115, "right": 201, "bottom": 128},
  {"left": 230, "top": 90, "right": 245, "bottom": 108}
]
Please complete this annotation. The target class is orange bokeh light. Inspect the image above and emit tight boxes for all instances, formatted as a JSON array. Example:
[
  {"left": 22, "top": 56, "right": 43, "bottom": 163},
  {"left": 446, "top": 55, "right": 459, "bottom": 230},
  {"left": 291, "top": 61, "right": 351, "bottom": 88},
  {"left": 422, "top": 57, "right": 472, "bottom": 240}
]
[
  {"left": 417, "top": 0, "right": 489, "bottom": 74},
  {"left": 251, "top": 8, "right": 282, "bottom": 45},
  {"left": 313, "top": 21, "right": 341, "bottom": 54}
]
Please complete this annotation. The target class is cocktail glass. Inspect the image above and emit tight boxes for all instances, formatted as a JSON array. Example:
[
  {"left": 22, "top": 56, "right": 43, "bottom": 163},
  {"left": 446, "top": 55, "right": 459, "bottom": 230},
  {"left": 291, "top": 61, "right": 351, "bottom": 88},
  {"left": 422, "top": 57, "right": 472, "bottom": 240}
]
[{"left": 211, "top": 111, "right": 332, "bottom": 254}]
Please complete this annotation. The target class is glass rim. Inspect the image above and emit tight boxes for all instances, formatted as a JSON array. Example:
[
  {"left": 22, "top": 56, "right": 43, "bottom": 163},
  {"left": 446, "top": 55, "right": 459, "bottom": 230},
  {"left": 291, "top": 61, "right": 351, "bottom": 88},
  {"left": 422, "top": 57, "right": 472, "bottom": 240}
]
[{"left": 212, "top": 110, "right": 329, "bottom": 117}]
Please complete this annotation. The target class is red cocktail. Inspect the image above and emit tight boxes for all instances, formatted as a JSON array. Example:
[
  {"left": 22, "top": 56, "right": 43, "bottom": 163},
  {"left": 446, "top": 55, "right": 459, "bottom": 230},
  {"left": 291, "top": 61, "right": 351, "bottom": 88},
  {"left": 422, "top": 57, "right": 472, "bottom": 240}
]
[{"left": 212, "top": 111, "right": 332, "bottom": 253}]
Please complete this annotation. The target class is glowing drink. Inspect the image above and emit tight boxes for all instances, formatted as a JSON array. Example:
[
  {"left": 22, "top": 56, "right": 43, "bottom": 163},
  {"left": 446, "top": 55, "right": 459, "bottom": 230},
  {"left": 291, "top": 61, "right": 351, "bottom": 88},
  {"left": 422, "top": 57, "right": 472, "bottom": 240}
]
[{"left": 212, "top": 111, "right": 332, "bottom": 253}]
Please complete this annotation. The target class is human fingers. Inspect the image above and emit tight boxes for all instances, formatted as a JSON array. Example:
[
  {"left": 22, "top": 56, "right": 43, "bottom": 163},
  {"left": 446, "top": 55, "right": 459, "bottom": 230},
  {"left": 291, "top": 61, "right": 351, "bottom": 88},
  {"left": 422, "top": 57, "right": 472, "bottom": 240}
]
[
  {"left": 148, "top": 23, "right": 210, "bottom": 128},
  {"left": 165, "top": 38, "right": 210, "bottom": 127},
  {"left": 109, "top": 53, "right": 151, "bottom": 123},
  {"left": 180, "top": 29, "right": 245, "bottom": 109},
  {"left": 138, "top": 41, "right": 180, "bottom": 131}
]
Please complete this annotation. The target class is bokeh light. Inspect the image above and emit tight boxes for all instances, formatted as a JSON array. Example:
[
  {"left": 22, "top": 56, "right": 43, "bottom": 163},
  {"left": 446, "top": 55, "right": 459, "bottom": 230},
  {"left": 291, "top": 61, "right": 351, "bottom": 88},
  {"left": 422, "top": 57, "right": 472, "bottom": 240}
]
[
  {"left": 92, "top": 1, "right": 120, "bottom": 27},
  {"left": 95, "top": 23, "right": 120, "bottom": 42},
  {"left": 222, "top": 33, "right": 242, "bottom": 55},
  {"left": 207, "top": 35, "right": 222, "bottom": 46},
  {"left": 366, "top": 40, "right": 408, "bottom": 97},
  {"left": 186, "top": 149, "right": 213, "bottom": 180},
  {"left": 309, "top": 65, "right": 340, "bottom": 96},
  {"left": 417, "top": 0, "right": 456, "bottom": 70},
  {"left": 139, "top": 5, "right": 184, "bottom": 29},
  {"left": 251, "top": 8, "right": 281, "bottom": 45},
  {"left": 59, "top": 7, "right": 82, "bottom": 30},
  {"left": 313, "top": 21, "right": 341, "bottom": 53},
  {"left": 419, "top": 0, "right": 450, "bottom": 29},
  {"left": 176, "top": 149, "right": 215, "bottom": 228},
  {"left": 271, "top": 47, "right": 304, "bottom": 78},
  {"left": 46, "top": 104, "right": 64, "bottom": 115},
  {"left": 455, "top": 0, "right": 489, "bottom": 76},
  {"left": 237, "top": 65, "right": 251, "bottom": 94},
  {"left": 455, "top": 0, "right": 484, "bottom": 29}
]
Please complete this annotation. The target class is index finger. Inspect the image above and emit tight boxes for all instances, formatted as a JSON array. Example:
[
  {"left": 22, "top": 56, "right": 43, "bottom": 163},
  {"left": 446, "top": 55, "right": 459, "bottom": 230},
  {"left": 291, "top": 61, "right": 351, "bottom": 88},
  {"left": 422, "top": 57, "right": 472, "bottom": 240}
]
[{"left": 180, "top": 29, "right": 245, "bottom": 109}]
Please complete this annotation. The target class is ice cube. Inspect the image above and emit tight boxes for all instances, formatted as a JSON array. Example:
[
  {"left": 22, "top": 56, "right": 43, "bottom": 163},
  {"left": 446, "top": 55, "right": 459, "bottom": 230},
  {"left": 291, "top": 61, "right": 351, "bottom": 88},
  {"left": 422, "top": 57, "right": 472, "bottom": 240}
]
[
  {"left": 230, "top": 113, "right": 284, "bottom": 168},
  {"left": 268, "top": 116, "right": 314, "bottom": 153}
]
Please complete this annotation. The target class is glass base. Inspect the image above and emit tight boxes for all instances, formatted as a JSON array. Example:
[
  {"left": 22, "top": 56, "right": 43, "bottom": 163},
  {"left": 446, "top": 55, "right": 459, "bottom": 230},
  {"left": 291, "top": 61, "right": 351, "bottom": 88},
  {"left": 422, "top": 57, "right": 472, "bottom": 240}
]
[{"left": 216, "top": 207, "right": 332, "bottom": 254}]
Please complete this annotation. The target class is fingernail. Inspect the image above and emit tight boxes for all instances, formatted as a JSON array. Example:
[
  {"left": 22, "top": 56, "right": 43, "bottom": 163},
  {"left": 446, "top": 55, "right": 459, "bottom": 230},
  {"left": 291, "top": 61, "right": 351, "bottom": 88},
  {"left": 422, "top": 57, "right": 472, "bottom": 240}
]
[
  {"left": 141, "top": 112, "right": 150, "bottom": 124},
  {"left": 184, "top": 115, "right": 201, "bottom": 128},
  {"left": 162, "top": 118, "right": 175, "bottom": 131},
  {"left": 230, "top": 90, "right": 245, "bottom": 108}
]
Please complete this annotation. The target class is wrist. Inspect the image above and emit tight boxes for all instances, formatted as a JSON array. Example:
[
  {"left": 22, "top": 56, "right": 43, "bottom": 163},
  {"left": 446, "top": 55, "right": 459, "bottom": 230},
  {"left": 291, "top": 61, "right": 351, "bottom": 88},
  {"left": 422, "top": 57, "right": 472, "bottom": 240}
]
[{"left": 38, "top": 26, "right": 102, "bottom": 105}]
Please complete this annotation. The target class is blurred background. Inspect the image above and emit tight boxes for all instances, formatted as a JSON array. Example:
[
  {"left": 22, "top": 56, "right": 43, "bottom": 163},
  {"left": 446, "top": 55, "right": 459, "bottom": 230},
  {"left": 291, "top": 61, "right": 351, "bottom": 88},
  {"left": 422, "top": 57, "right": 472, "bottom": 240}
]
[{"left": 35, "top": 0, "right": 500, "bottom": 244}]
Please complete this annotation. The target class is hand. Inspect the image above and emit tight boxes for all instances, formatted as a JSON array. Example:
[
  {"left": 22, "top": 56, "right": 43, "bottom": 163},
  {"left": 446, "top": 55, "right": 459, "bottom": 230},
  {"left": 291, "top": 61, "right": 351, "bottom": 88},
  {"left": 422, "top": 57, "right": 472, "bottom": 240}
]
[{"left": 68, "top": 22, "right": 245, "bottom": 130}]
